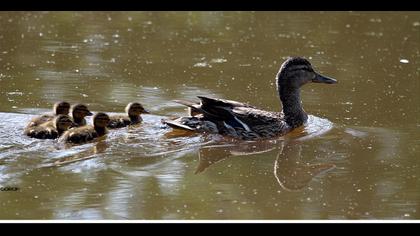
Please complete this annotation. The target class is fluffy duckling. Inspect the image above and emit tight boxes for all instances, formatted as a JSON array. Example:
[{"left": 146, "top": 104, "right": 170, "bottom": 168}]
[
  {"left": 70, "top": 104, "right": 93, "bottom": 127},
  {"left": 60, "top": 112, "right": 110, "bottom": 144},
  {"left": 24, "top": 114, "right": 74, "bottom": 139},
  {"left": 26, "top": 101, "right": 70, "bottom": 128},
  {"left": 107, "top": 102, "right": 149, "bottom": 129}
]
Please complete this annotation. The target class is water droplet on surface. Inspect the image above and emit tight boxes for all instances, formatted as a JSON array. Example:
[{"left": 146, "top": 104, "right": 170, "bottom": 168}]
[{"left": 400, "top": 59, "right": 409, "bottom": 64}]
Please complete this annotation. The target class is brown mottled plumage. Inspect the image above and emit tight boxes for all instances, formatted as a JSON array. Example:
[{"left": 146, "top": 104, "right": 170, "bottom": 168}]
[
  {"left": 26, "top": 101, "right": 70, "bottom": 128},
  {"left": 59, "top": 112, "right": 110, "bottom": 144},
  {"left": 107, "top": 102, "right": 149, "bottom": 129},
  {"left": 24, "top": 114, "right": 74, "bottom": 139},
  {"left": 70, "top": 104, "right": 93, "bottom": 127},
  {"left": 163, "top": 57, "right": 337, "bottom": 140}
]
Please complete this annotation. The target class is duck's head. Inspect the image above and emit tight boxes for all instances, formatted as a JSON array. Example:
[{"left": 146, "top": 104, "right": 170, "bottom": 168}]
[
  {"left": 93, "top": 112, "right": 110, "bottom": 128},
  {"left": 54, "top": 114, "right": 74, "bottom": 132},
  {"left": 276, "top": 57, "right": 337, "bottom": 89},
  {"left": 53, "top": 101, "right": 71, "bottom": 115},
  {"left": 71, "top": 104, "right": 93, "bottom": 119},
  {"left": 125, "top": 102, "right": 150, "bottom": 116}
]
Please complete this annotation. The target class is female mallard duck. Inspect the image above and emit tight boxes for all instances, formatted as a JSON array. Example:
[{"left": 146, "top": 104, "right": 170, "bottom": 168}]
[
  {"left": 107, "top": 102, "right": 149, "bottom": 129},
  {"left": 26, "top": 101, "right": 70, "bottom": 128},
  {"left": 59, "top": 112, "right": 110, "bottom": 144},
  {"left": 163, "top": 57, "right": 337, "bottom": 140},
  {"left": 70, "top": 104, "right": 93, "bottom": 127},
  {"left": 24, "top": 114, "right": 74, "bottom": 139}
]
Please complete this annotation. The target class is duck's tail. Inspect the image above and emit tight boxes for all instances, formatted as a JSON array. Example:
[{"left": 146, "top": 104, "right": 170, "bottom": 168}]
[
  {"left": 173, "top": 99, "right": 204, "bottom": 116},
  {"left": 162, "top": 119, "right": 196, "bottom": 131}
]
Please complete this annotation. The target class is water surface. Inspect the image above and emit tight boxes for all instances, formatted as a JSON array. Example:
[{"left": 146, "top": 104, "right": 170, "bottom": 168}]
[{"left": 0, "top": 12, "right": 419, "bottom": 220}]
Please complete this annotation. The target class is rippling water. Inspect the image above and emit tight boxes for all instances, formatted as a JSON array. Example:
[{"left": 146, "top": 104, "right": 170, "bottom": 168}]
[{"left": 0, "top": 12, "right": 419, "bottom": 220}]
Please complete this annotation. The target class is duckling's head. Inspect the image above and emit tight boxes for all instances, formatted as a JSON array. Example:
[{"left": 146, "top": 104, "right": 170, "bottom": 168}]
[
  {"left": 276, "top": 57, "right": 337, "bottom": 90},
  {"left": 93, "top": 112, "right": 110, "bottom": 128},
  {"left": 71, "top": 104, "right": 93, "bottom": 119},
  {"left": 53, "top": 101, "right": 71, "bottom": 115},
  {"left": 125, "top": 102, "right": 150, "bottom": 117},
  {"left": 54, "top": 114, "right": 74, "bottom": 132}
]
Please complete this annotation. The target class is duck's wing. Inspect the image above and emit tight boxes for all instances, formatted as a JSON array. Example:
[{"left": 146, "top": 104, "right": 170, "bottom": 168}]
[
  {"left": 198, "top": 96, "right": 256, "bottom": 109},
  {"left": 60, "top": 126, "right": 97, "bottom": 143},
  {"left": 163, "top": 118, "right": 196, "bottom": 131},
  {"left": 27, "top": 114, "right": 54, "bottom": 127},
  {"left": 164, "top": 96, "right": 284, "bottom": 138},
  {"left": 173, "top": 99, "right": 205, "bottom": 116},
  {"left": 169, "top": 97, "right": 255, "bottom": 131},
  {"left": 108, "top": 115, "right": 131, "bottom": 129},
  {"left": 197, "top": 96, "right": 282, "bottom": 130},
  {"left": 25, "top": 121, "right": 59, "bottom": 139}
]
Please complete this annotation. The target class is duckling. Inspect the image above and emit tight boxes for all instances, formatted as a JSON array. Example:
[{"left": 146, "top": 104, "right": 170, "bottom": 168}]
[
  {"left": 26, "top": 101, "right": 70, "bottom": 128},
  {"left": 70, "top": 104, "right": 93, "bottom": 127},
  {"left": 163, "top": 57, "right": 337, "bottom": 140},
  {"left": 24, "top": 114, "right": 74, "bottom": 139},
  {"left": 59, "top": 112, "right": 110, "bottom": 144},
  {"left": 107, "top": 102, "right": 149, "bottom": 129}
]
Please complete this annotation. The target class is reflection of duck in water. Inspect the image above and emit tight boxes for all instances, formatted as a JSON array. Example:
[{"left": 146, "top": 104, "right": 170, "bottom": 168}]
[
  {"left": 163, "top": 57, "right": 337, "bottom": 140},
  {"left": 26, "top": 101, "right": 71, "bottom": 128},
  {"left": 107, "top": 102, "right": 149, "bottom": 129},
  {"left": 59, "top": 112, "right": 110, "bottom": 144},
  {"left": 24, "top": 114, "right": 74, "bottom": 139},
  {"left": 70, "top": 104, "right": 93, "bottom": 127},
  {"left": 194, "top": 140, "right": 279, "bottom": 174},
  {"left": 194, "top": 140, "right": 335, "bottom": 191},
  {"left": 274, "top": 141, "right": 335, "bottom": 191}
]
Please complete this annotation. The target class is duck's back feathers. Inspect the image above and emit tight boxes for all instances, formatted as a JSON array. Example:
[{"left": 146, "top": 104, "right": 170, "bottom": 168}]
[
  {"left": 27, "top": 114, "right": 54, "bottom": 127},
  {"left": 164, "top": 118, "right": 196, "bottom": 131},
  {"left": 70, "top": 119, "right": 87, "bottom": 128},
  {"left": 60, "top": 125, "right": 99, "bottom": 144},
  {"left": 163, "top": 96, "right": 289, "bottom": 140},
  {"left": 107, "top": 115, "right": 133, "bottom": 129},
  {"left": 198, "top": 96, "right": 255, "bottom": 109},
  {"left": 61, "top": 112, "right": 110, "bottom": 143},
  {"left": 25, "top": 120, "right": 59, "bottom": 139}
]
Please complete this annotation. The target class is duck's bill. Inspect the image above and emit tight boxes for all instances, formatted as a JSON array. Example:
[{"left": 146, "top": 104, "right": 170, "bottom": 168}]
[
  {"left": 86, "top": 111, "right": 93, "bottom": 116},
  {"left": 312, "top": 73, "right": 337, "bottom": 84},
  {"left": 142, "top": 109, "right": 151, "bottom": 114}
]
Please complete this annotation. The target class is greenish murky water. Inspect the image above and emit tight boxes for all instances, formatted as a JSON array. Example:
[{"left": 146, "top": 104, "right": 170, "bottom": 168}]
[{"left": 0, "top": 11, "right": 419, "bottom": 220}]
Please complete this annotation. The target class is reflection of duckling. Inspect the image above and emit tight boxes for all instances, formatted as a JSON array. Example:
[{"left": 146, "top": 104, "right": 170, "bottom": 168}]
[
  {"left": 70, "top": 104, "right": 93, "bottom": 127},
  {"left": 24, "top": 114, "right": 74, "bottom": 139},
  {"left": 107, "top": 102, "right": 149, "bottom": 129},
  {"left": 60, "top": 112, "right": 110, "bottom": 144},
  {"left": 50, "top": 141, "right": 110, "bottom": 167},
  {"left": 26, "top": 101, "right": 70, "bottom": 127}
]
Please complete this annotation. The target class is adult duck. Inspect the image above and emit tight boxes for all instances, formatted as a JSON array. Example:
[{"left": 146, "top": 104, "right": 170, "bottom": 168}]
[{"left": 163, "top": 57, "right": 337, "bottom": 140}]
